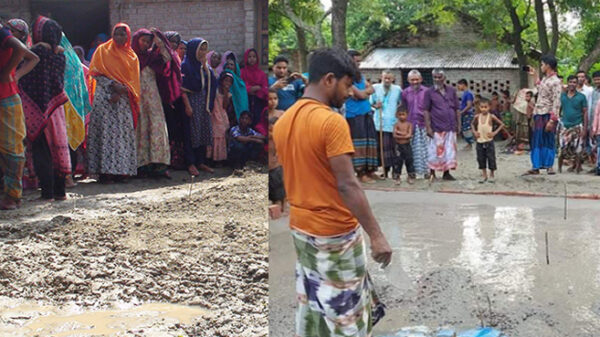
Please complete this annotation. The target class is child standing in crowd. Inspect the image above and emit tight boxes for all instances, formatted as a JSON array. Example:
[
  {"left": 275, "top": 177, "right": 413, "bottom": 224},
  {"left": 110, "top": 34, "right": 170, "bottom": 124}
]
[
  {"left": 392, "top": 107, "right": 415, "bottom": 184},
  {"left": 268, "top": 116, "right": 285, "bottom": 211},
  {"left": 457, "top": 79, "right": 475, "bottom": 150},
  {"left": 268, "top": 88, "right": 284, "bottom": 120},
  {"left": 471, "top": 98, "right": 505, "bottom": 183},
  {"left": 208, "top": 72, "right": 233, "bottom": 166},
  {"left": 180, "top": 37, "right": 217, "bottom": 176},
  {"left": 228, "top": 111, "right": 265, "bottom": 170}
]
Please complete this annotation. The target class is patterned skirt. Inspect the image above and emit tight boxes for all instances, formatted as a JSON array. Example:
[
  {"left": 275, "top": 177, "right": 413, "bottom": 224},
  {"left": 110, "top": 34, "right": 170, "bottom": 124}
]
[
  {"left": 347, "top": 114, "right": 379, "bottom": 173},
  {"left": 427, "top": 131, "right": 457, "bottom": 171},
  {"left": 559, "top": 124, "right": 584, "bottom": 160},
  {"left": 292, "top": 228, "right": 385, "bottom": 337},
  {"left": 412, "top": 126, "right": 429, "bottom": 175},
  {"left": 87, "top": 76, "right": 137, "bottom": 176},
  {"left": 376, "top": 131, "right": 397, "bottom": 169}
]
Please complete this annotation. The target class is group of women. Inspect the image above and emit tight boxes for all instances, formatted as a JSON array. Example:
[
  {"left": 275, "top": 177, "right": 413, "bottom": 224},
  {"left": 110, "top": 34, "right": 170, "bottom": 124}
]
[{"left": 6, "top": 16, "right": 269, "bottom": 201}]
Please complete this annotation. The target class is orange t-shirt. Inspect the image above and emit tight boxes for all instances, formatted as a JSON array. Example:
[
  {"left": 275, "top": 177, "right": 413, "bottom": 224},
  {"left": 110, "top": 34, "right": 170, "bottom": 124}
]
[{"left": 272, "top": 98, "right": 359, "bottom": 236}]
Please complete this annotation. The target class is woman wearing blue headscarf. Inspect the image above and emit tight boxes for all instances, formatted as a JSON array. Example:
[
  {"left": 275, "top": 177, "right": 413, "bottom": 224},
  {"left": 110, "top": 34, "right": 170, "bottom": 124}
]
[
  {"left": 86, "top": 33, "right": 109, "bottom": 61},
  {"left": 180, "top": 38, "right": 217, "bottom": 176},
  {"left": 222, "top": 51, "right": 248, "bottom": 123}
]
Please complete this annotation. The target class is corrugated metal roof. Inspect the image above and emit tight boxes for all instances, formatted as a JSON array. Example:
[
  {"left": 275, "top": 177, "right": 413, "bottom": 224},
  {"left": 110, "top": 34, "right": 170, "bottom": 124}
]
[{"left": 360, "top": 48, "right": 519, "bottom": 69}]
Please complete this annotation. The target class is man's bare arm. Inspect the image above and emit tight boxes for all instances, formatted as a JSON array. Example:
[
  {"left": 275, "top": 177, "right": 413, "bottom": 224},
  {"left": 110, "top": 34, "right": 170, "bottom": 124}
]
[{"left": 329, "top": 153, "right": 392, "bottom": 266}]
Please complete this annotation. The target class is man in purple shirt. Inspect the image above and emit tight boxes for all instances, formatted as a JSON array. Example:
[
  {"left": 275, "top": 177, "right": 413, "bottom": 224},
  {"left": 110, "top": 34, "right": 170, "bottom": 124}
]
[
  {"left": 401, "top": 69, "right": 430, "bottom": 179},
  {"left": 424, "top": 69, "right": 460, "bottom": 181}
]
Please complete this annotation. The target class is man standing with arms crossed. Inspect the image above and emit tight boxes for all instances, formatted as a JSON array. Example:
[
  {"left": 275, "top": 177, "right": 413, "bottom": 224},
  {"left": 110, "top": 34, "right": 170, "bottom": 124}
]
[{"left": 273, "top": 48, "right": 392, "bottom": 337}]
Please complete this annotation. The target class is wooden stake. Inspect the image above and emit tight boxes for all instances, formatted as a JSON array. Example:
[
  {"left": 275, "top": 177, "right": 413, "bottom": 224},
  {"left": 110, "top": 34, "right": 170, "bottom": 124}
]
[
  {"left": 545, "top": 231, "right": 550, "bottom": 265},
  {"left": 564, "top": 183, "right": 567, "bottom": 220},
  {"left": 189, "top": 175, "right": 194, "bottom": 198}
]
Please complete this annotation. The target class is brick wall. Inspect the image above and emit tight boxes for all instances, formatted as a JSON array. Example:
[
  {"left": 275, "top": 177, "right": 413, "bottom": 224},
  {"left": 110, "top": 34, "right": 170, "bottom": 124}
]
[
  {"left": 0, "top": 0, "right": 32, "bottom": 23},
  {"left": 109, "top": 0, "right": 251, "bottom": 58}
]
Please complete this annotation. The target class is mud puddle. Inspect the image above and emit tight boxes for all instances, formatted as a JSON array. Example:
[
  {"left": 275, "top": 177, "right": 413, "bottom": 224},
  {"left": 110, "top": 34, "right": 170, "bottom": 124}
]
[{"left": 1, "top": 299, "right": 210, "bottom": 336}]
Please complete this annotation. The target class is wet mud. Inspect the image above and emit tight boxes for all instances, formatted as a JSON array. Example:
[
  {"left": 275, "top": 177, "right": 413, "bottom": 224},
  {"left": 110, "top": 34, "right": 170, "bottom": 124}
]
[
  {"left": 0, "top": 167, "right": 268, "bottom": 336},
  {"left": 269, "top": 190, "right": 600, "bottom": 337}
]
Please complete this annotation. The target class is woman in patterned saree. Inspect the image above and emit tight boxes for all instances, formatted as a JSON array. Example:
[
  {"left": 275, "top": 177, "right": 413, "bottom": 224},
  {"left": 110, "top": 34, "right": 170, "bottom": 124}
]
[{"left": 87, "top": 23, "right": 141, "bottom": 183}]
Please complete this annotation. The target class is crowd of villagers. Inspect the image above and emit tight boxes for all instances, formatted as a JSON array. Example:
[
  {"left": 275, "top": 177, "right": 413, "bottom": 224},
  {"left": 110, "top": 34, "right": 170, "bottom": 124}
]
[{"left": 0, "top": 16, "right": 269, "bottom": 210}]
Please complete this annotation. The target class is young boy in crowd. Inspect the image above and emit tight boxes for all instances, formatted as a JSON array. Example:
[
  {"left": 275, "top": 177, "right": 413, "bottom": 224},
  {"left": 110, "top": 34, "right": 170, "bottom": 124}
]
[
  {"left": 392, "top": 107, "right": 415, "bottom": 184},
  {"left": 471, "top": 98, "right": 506, "bottom": 183},
  {"left": 268, "top": 116, "right": 285, "bottom": 211},
  {"left": 228, "top": 111, "right": 265, "bottom": 170},
  {"left": 268, "top": 88, "right": 284, "bottom": 120}
]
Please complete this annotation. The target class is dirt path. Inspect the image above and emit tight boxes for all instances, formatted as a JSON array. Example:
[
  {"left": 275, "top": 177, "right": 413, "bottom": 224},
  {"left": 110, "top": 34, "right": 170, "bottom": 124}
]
[
  {"left": 0, "top": 167, "right": 268, "bottom": 337},
  {"left": 368, "top": 139, "right": 600, "bottom": 197}
]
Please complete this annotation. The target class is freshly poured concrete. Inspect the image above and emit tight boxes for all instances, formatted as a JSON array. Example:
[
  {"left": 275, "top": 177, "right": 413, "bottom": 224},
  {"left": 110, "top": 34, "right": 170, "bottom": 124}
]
[{"left": 269, "top": 191, "right": 600, "bottom": 337}]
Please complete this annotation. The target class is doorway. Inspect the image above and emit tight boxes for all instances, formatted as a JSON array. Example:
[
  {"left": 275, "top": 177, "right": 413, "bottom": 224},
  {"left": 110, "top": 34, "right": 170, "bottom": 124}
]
[{"left": 30, "top": 0, "right": 110, "bottom": 55}]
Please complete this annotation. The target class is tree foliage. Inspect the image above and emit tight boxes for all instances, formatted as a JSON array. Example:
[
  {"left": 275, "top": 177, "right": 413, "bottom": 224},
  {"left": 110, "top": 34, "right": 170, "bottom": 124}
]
[{"left": 270, "top": 0, "right": 600, "bottom": 74}]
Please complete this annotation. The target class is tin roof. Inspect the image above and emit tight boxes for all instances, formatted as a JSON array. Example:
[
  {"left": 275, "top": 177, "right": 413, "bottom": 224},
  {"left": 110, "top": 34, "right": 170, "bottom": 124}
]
[{"left": 360, "top": 48, "right": 519, "bottom": 69}]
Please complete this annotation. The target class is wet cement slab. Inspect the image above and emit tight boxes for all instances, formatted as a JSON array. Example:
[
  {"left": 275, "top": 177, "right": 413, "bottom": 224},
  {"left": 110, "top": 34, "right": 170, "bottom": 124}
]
[{"left": 269, "top": 191, "right": 600, "bottom": 337}]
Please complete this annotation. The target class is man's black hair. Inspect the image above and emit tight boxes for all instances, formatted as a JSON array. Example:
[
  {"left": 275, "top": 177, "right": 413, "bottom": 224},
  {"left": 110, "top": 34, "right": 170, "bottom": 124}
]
[
  {"left": 593, "top": 71, "right": 600, "bottom": 79},
  {"left": 567, "top": 74, "right": 577, "bottom": 82},
  {"left": 541, "top": 54, "right": 558, "bottom": 70},
  {"left": 347, "top": 49, "right": 361, "bottom": 58},
  {"left": 492, "top": 91, "right": 498, "bottom": 96},
  {"left": 239, "top": 111, "right": 252, "bottom": 119},
  {"left": 458, "top": 79, "right": 468, "bottom": 86},
  {"left": 576, "top": 69, "right": 587, "bottom": 76},
  {"left": 308, "top": 48, "right": 360, "bottom": 84},
  {"left": 273, "top": 55, "right": 289, "bottom": 65},
  {"left": 479, "top": 97, "right": 490, "bottom": 104}
]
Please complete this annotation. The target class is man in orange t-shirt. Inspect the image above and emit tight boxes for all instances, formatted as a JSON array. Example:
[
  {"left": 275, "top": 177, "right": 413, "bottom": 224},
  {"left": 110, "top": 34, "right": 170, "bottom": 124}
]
[{"left": 272, "top": 48, "right": 392, "bottom": 337}]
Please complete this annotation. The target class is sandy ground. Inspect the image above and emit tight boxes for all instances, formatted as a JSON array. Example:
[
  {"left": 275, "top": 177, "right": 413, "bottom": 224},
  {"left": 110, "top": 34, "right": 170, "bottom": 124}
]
[
  {"left": 368, "top": 139, "right": 600, "bottom": 197},
  {"left": 0, "top": 166, "right": 268, "bottom": 337},
  {"left": 269, "top": 190, "right": 600, "bottom": 337}
]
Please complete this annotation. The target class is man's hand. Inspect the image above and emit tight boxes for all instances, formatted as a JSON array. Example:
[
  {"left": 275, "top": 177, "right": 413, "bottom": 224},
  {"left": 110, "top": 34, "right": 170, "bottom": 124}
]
[
  {"left": 271, "top": 78, "right": 288, "bottom": 90},
  {"left": 371, "top": 235, "right": 392, "bottom": 268},
  {"left": 373, "top": 102, "right": 383, "bottom": 109}
]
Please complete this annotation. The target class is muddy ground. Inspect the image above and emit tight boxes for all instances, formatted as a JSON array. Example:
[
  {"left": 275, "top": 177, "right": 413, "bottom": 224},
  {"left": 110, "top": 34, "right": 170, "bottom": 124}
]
[
  {"left": 369, "top": 139, "right": 600, "bottom": 197},
  {"left": 0, "top": 167, "right": 268, "bottom": 336},
  {"left": 270, "top": 191, "right": 600, "bottom": 337}
]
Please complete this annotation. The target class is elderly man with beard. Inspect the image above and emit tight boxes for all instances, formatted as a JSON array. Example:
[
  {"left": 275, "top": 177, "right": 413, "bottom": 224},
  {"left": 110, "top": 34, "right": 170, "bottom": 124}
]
[
  {"left": 423, "top": 69, "right": 460, "bottom": 181},
  {"left": 370, "top": 69, "right": 402, "bottom": 179},
  {"left": 401, "top": 69, "right": 430, "bottom": 179},
  {"left": 273, "top": 48, "right": 392, "bottom": 337}
]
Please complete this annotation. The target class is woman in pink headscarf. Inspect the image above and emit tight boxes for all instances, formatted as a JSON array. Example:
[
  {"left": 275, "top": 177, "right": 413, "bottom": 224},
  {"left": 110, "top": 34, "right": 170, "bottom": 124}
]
[{"left": 240, "top": 48, "right": 268, "bottom": 127}]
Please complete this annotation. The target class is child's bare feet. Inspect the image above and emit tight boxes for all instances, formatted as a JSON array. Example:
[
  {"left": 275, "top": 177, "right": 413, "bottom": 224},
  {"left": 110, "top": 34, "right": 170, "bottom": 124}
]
[
  {"left": 407, "top": 176, "right": 415, "bottom": 184},
  {"left": 198, "top": 164, "right": 214, "bottom": 173},
  {"left": 359, "top": 175, "right": 374, "bottom": 183}
]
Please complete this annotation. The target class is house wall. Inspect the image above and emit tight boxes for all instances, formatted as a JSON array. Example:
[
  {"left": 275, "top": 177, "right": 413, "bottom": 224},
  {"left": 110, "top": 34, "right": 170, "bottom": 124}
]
[
  {"left": 0, "top": 0, "right": 266, "bottom": 67},
  {"left": 362, "top": 68, "right": 521, "bottom": 99},
  {"left": 109, "top": 0, "right": 253, "bottom": 59}
]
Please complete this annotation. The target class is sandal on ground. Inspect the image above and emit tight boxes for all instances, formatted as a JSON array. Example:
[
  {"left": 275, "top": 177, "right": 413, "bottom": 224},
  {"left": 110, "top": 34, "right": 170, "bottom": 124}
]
[
  {"left": 522, "top": 169, "right": 540, "bottom": 176},
  {"left": 479, "top": 178, "right": 488, "bottom": 184},
  {"left": 547, "top": 168, "right": 556, "bottom": 175}
]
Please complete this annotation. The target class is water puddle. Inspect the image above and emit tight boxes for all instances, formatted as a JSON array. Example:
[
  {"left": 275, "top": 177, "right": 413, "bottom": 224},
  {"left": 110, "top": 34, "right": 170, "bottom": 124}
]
[{"left": 0, "top": 301, "right": 210, "bottom": 336}]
